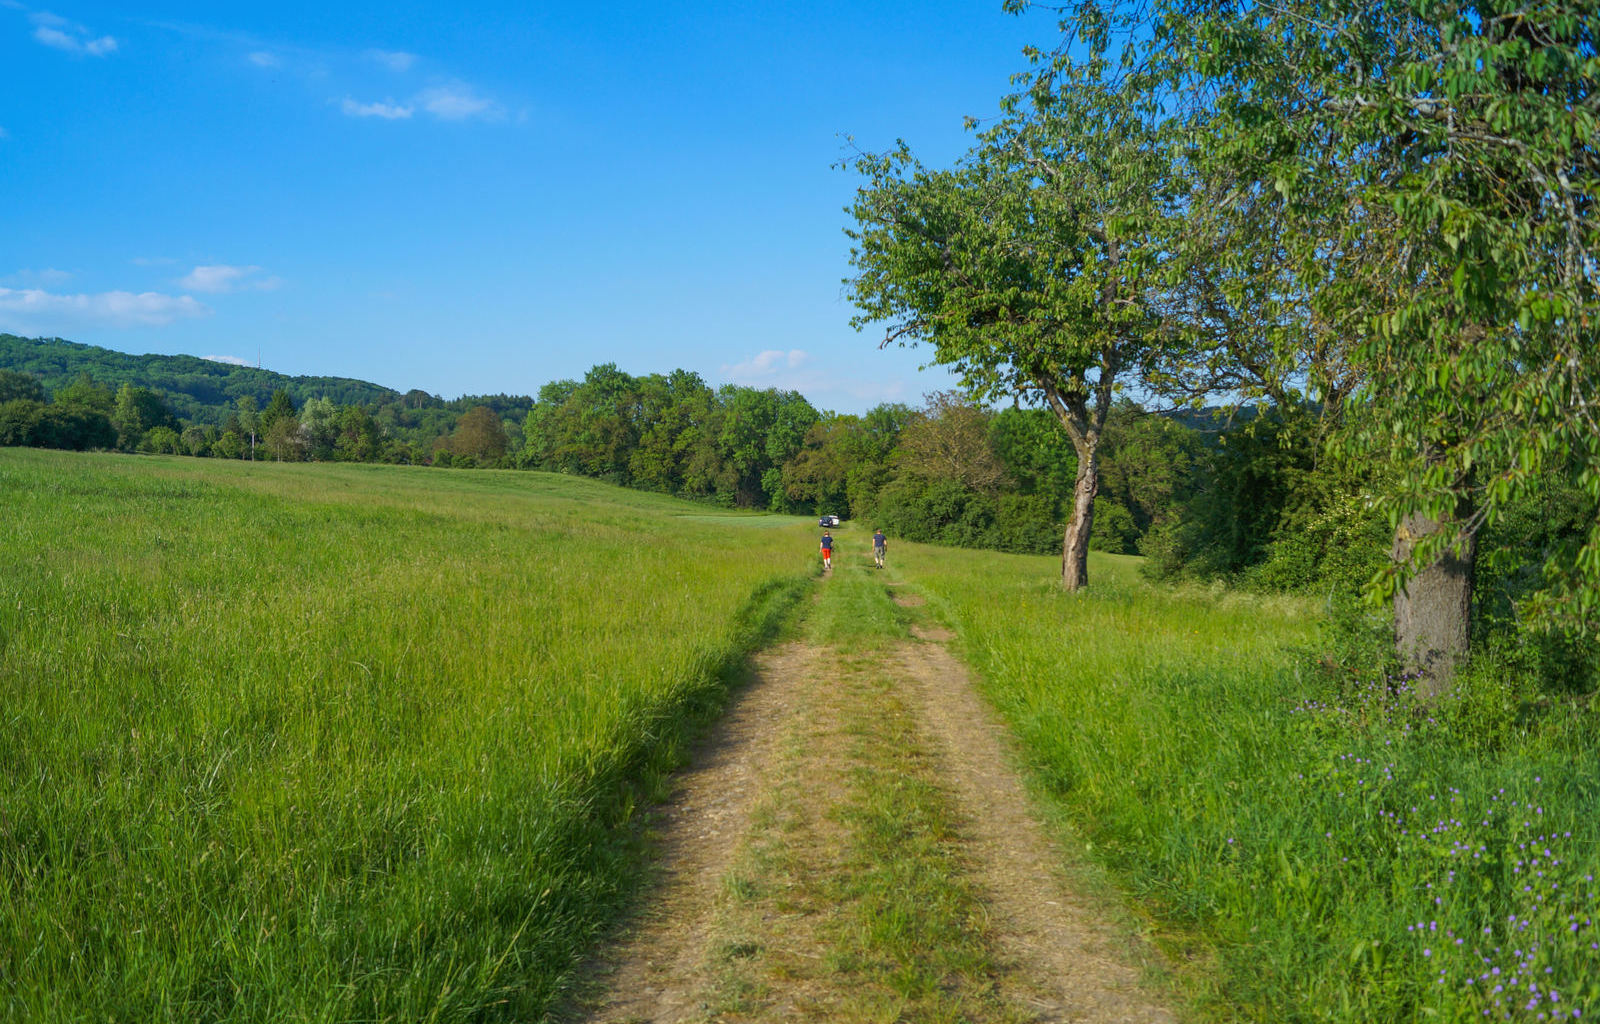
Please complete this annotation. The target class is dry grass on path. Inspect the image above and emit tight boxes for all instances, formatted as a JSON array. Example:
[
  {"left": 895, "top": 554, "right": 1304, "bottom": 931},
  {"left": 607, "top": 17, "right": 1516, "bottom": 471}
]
[{"left": 563, "top": 575, "right": 1176, "bottom": 1023}]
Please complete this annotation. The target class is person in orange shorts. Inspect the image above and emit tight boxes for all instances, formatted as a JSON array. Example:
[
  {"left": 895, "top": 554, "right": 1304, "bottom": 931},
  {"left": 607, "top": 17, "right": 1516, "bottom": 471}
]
[{"left": 820, "top": 530, "right": 833, "bottom": 570}]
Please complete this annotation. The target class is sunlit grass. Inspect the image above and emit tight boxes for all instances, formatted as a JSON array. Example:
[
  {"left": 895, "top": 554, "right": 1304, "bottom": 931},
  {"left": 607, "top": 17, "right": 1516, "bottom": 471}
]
[
  {"left": 895, "top": 539, "right": 1600, "bottom": 1022},
  {"left": 0, "top": 449, "right": 815, "bottom": 1022}
]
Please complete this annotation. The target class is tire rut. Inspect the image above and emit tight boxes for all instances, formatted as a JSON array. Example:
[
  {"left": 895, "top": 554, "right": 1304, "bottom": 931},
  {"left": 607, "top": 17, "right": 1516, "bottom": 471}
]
[
  {"left": 892, "top": 637, "right": 1175, "bottom": 1023},
  {"left": 565, "top": 594, "right": 1176, "bottom": 1023},
  {"left": 563, "top": 642, "right": 820, "bottom": 1022}
]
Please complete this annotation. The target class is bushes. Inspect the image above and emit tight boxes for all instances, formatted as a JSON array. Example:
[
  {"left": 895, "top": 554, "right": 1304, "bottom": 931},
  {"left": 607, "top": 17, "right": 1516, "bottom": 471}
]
[
  {"left": 0, "top": 398, "right": 42, "bottom": 445},
  {"left": 1245, "top": 492, "right": 1391, "bottom": 594},
  {"left": 872, "top": 477, "right": 1066, "bottom": 554},
  {"left": 138, "top": 426, "right": 183, "bottom": 455},
  {"left": 0, "top": 399, "right": 116, "bottom": 451},
  {"left": 1087, "top": 495, "right": 1138, "bottom": 554}
]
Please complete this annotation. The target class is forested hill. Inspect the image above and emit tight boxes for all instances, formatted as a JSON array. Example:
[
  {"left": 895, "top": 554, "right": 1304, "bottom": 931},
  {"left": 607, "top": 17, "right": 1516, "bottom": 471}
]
[{"left": 0, "top": 335, "right": 404, "bottom": 424}]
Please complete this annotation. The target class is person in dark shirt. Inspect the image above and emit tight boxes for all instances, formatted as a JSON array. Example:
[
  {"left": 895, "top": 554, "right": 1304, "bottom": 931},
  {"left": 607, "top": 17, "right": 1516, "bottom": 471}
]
[
  {"left": 820, "top": 531, "right": 834, "bottom": 570},
  {"left": 872, "top": 528, "right": 887, "bottom": 569}
]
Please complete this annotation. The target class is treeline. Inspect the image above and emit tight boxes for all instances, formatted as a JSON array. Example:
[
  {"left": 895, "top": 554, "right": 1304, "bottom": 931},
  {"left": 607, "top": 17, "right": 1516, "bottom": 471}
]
[
  {"left": 0, "top": 335, "right": 533, "bottom": 451},
  {"left": 0, "top": 355, "right": 1209, "bottom": 558},
  {"left": 518, "top": 364, "right": 1204, "bottom": 555},
  {"left": 0, "top": 365, "right": 497, "bottom": 466},
  {"left": 0, "top": 335, "right": 398, "bottom": 421}
]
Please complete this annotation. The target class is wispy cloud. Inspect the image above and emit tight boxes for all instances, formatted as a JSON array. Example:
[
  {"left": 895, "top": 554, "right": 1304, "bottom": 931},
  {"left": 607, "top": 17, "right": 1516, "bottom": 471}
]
[
  {"left": 178, "top": 264, "right": 282, "bottom": 294},
  {"left": 342, "top": 81, "right": 501, "bottom": 123},
  {"left": 203, "top": 354, "right": 251, "bottom": 366},
  {"left": 341, "top": 97, "right": 412, "bottom": 120},
  {"left": 26, "top": 9, "right": 116, "bottom": 55},
  {"left": 725, "top": 349, "right": 811, "bottom": 380},
  {"left": 3, "top": 267, "right": 73, "bottom": 286},
  {"left": 417, "top": 81, "right": 499, "bottom": 121},
  {"left": 720, "top": 347, "right": 913, "bottom": 406},
  {"left": 365, "top": 48, "right": 415, "bottom": 72},
  {"left": 0, "top": 287, "right": 209, "bottom": 329},
  {"left": 141, "top": 17, "right": 505, "bottom": 126}
]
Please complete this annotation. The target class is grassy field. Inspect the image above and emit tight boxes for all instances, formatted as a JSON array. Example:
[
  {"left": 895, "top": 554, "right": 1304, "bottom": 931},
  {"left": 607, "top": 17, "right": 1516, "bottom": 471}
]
[
  {"left": 9, "top": 449, "right": 1596, "bottom": 1022},
  {"left": 0, "top": 449, "right": 817, "bottom": 1022},
  {"left": 887, "top": 540, "right": 1600, "bottom": 1022}
]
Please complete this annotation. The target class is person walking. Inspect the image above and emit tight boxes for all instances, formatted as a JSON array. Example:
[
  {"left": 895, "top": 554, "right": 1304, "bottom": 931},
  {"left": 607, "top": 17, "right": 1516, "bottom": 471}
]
[
  {"left": 872, "top": 528, "right": 887, "bottom": 569},
  {"left": 820, "top": 530, "right": 834, "bottom": 571}
]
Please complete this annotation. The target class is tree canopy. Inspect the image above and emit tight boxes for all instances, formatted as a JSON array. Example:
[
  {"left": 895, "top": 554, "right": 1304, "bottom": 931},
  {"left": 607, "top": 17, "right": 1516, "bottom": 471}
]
[{"left": 846, "top": 22, "right": 1184, "bottom": 588}]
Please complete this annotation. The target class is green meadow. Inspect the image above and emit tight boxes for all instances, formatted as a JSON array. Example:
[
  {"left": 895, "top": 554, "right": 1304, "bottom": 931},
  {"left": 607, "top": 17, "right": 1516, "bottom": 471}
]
[
  {"left": 886, "top": 541, "right": 1600, "bottom": 1022},
  {"left": 6, "top": 450, "right": 1597, "bottom": 1022},
  {"left": 0, "top": 449, "right": 814, "bottom": 1021}
]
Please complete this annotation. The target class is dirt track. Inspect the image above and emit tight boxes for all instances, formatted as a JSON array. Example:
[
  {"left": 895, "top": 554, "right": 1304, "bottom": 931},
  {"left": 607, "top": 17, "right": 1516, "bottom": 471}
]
[{"left": 560, "top": 581, "right": 1176, "bottom": 1023}]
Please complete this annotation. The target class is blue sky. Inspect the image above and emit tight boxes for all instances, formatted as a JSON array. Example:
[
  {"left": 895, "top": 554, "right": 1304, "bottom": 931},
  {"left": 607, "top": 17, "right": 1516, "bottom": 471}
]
[{"left": 0, "top": 2, "right": 1052, "bottom": 412}]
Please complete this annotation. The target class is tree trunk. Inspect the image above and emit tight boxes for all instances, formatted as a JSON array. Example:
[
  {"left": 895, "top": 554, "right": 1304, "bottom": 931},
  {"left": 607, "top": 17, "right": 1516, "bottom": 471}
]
[
  {"left": 1061, "top": 442, "right": 1099, "bottom": 591},
  {"left": 1392, "top": 508, "right": 1477, "bottom": 696}
]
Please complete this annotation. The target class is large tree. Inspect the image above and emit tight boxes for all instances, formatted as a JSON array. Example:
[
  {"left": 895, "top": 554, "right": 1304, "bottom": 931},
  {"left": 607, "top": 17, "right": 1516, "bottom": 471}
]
[
  {"left": 1149, "top": 0, "right": 1600, "bottom": 681},
  {"left": 111, "top": 383, "right": 176, "bottom": 451},
  {"left": 894, "top": 391, "right": 1009, "bottom": 495},
  {"left": 452, "top": 405, "right": 509, "bottom": 464},
  {"left": 846, "top": 17, "right": 1181, "bottom": 588}
]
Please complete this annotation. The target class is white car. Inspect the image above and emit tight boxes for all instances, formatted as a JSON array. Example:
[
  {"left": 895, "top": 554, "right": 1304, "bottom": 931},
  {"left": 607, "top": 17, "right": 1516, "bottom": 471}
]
[{"left": 818, "top": 514, "right": 840, "bottom": 527}]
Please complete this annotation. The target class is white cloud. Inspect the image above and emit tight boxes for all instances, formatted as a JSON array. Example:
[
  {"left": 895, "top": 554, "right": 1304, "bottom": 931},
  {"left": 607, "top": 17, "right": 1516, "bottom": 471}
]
[
  {"left": 341, "top": 83, "right": 500, "bottom": 122},
  {"left": 0, "top": 287, "right": 209, "bottom": 329},
  {"left": 247, "top": 50, "right": 279, "bottom": 67},
  {"left": 28, "top": 11, "right": 116, "bottom": 56},
  {"left": 178, "top": 264, "right": 282, "bottom": 293},
  {"left": 3, "top": 267, "right": 73, "bottom": 286},
  {"left": 341, "top": 96, "right": 413, "bottom": 120},
  {"left": 203, "top": 354, "right": 251, "bottom": 366},
  {"left": 718, "top": 347, "right": 919, "bottom": 407},
  {"left": 417, "top": 81, "right": 499, "bottom": 121},
  {"left": 725, "top": 349, "right": 810, "bottom": 380},
  {"left": 365, "top": 48, "right": 416, "bottom": 72},
  {"left": 32, "top": 24, "right": 73, "bottom": 48}
]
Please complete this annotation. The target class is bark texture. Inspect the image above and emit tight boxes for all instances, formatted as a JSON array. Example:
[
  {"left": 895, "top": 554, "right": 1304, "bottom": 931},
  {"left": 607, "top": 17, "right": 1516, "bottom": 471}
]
[
  {"left": 1062, "top": 443, "right": 1099, "bottom": 591},
  {"left": 1392, "top": 510, "right": 1477, "bottom": 696}
]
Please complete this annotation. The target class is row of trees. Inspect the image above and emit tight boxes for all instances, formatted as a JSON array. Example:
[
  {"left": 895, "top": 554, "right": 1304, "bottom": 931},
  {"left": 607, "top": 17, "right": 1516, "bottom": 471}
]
[
  {"left": 0, "top": 335, "right": 400, "bottom": 423},
  {"left": 0, "top": 335, "right": 542, "bottom": 456},
  {"left": 0, "top": 359, "right": 1224, "bottom": 561},
  {"left": 845, "top": 0, "right": 1598, "bottom": 685},
  {"left": 522, "top": 363, "right": 1206, "bottom": 553},
  {"left": 0, "top": 367, "right": 525, "bottom": 466}
]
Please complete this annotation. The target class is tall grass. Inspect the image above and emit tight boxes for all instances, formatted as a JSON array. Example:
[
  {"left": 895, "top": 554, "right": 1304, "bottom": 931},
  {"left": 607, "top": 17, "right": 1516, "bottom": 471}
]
[
  {"left": 0, "top": 449, "right": 815, "bottom": 1021},
  {"left": 895, "top": 541, "right": 1600, "bottom": 1022}
]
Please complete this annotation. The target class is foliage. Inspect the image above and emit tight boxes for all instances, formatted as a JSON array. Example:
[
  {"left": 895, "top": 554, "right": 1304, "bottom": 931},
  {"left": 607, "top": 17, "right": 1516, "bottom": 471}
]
[
  {"left": 0, "top": 369, "right": 45, "bottom": 404},
  {"left": 111, "top": 382, "right": 177, "bottom": 450},
  {"left": 451, "top": 405, "right": 508, "bottom": 464},
  {"left": 845, "top": 20, "right": 1189, "bottom": 588},
  {"left": 0, "top": 334, "right": 398, "bottom": 421},
  {"left": 1087, "top": 495, "right": 1138, "bottom": 554},
  {"left": 1149, "top": 0, "right": 1600, "bottom": 630}
]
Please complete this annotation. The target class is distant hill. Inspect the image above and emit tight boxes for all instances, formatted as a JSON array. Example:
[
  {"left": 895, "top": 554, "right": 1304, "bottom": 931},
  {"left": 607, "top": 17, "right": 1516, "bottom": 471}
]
[{"left": 0, "top": 335, "right": 407, "bottom": 424}]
